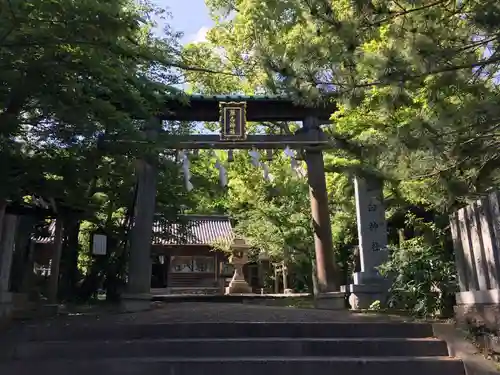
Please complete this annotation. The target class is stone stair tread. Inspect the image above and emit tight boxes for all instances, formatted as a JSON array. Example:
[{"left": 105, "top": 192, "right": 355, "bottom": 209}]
[
  {"left": 10, "top": 335, "right": 450, "bottom": 360},
  {"left": 1, "top": 305, "right": 467, "bottom": 375},
  {"left": 0, "top": 356, "right": 467, "bottom": 375},
  {"left": 5, "top": 356, "right": 461, "bottom": 362},
  {"left": 21, "top": 337, "right": 442, "bottom": 343},
  {"left": 14, "top": 321, "right": 436, "bottom": 341}
]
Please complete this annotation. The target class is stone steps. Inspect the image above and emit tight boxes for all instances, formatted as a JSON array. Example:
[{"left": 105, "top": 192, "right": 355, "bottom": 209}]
[
  {"left": 0, "top": 356, "right": 465, "bottom": 375},
  {"left": 11, "top": 321, "right": 436, "bottom": 340},
  {"left": 0, "top": 321, "right": 466, "bottom": 375},
  {"left": 10, "top": 337, "right": 450, "bottom": 359}
]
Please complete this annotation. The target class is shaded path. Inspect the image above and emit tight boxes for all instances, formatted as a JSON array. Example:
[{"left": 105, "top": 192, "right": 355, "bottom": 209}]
[{"left": 1, "top": 302, "right": 410, "bottom": 342}]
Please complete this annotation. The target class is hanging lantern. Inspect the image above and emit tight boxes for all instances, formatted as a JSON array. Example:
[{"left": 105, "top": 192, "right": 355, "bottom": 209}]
[{"left": 227, "top": 149, "right": 234, "bottom": 162}]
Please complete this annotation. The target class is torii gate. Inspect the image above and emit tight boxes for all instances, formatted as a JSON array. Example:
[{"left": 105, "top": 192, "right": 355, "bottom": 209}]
[{"left": 116, "top": 95, "right": 388, "bottom": 311}]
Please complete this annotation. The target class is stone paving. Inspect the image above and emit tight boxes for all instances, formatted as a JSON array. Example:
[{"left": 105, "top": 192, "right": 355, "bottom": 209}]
[
  {"left": 2, "top": 303, "right": 498, "bottom": 374},
  {"left": 114, "top": 303, "right": 402, "bottom": 323},
  {"left": 0, "top": 302, "right": 410, "bottom": 342}
]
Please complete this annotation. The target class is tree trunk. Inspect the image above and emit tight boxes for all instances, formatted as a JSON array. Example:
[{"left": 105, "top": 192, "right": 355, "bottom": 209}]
[
  {"left": 47, "top": 219, "right": 64, "bottom": 304},
  {"left": 274, "top": 264, "right": 280, "bottom": 293},
  {"left": 311, "top": 258, "right": 320, "bottom": 297},
  {"left": 105, "top": 236, "right": 123, "bottom": 302},
  {"left": 20, "top": 240, "right": 36, "bottom": 294},
  {"left": 398, "top": 228, "right": 406, "bottom": 245},
  {"left": 10, "top": 215, "right": 36, "bottom": 293},
  {"left": 60, "top": 216, "right": 81, "bottom": 301},
  {"left": 282, "top": 262, "right": 289, "bottom": 291},
  {"left": 0, "top": 200, "right": 6, "bottom": 243}
]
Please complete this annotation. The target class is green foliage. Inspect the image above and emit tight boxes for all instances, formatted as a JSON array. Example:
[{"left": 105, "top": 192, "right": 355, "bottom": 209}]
[
  {"left": 187, "top": 0, "right": 500, "bottom": 212},
  {"left": 0, "top": 0, "right": 209, "bottom": 301},
  {"left": 9, "top": 0, "right": 500, "bottom": 305},
  {"left": 0, "top": 0, "right": 184, "bottom": 202},
  {"left": 368, "top": 300, "right": 382, "bottom": 311},
  {"left": 379, "top": 215, "right": 457, "bottom": 317},
  {"left": 178, "top": 0, "right": 500, "bottom": 309}
]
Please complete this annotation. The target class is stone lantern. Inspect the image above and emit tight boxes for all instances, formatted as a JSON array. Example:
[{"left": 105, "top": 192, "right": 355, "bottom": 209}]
[{"left": 225, "top": 237, "right": 253, "bottom": 294}]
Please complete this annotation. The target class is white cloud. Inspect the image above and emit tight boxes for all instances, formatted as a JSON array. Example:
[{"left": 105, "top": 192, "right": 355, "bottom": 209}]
[{"left": 187, "top": 26, "right": 209, "bottom": 44}]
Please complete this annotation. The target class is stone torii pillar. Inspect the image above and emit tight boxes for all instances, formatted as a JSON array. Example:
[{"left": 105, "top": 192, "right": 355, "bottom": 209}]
[
  {"left": 303, "top": 116, "right": 344, "bottom": 309},
  {"left": 122, "top": 119, "right": 160, "bottom": 312}
]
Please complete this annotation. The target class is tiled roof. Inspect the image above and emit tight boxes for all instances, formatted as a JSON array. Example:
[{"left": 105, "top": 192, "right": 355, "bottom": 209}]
[
  {"left": 152, "top": 215, "right": 233, "bottom": 245},
  {"left": 32, "top": 221, "right": 56, "bottom": 244},
  {"left": 32, "top": 215, "right": 233, "bottom": 246}
]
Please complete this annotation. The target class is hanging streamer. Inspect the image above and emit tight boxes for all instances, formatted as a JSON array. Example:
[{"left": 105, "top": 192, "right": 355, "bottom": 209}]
[
  {"left": 249, "top": 149, "right": 273, "bottom": 181},
  {"left": 249, "top": 149, "right": 260, "bottom": 167},
  {"left": 295, "top": 165, "right": 307, "bottom": 178},
  {"left": 260, "top": 161, "right": 273, "bottom": 182},
  {"left": 284, "top": 146, "right": 299, "bottom": 171},
  {"left": 283, "top": 146, "right": 294, "bottom": 158},
  {"left": 179, "top": 151, "right": 193, "bottom": 191},
  {"left": 210, "top": 150, "right": 228, "bottom": 187},
  {"left": 284, "top": 146, "right": 307, "bottom": 178},
  {"left": 215, "top": 157, "right": 228, "bottom": 187}
]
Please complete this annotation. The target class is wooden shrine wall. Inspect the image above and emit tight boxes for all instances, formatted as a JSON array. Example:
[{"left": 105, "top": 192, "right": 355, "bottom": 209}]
[
  {"left": 450, "top": 190, "right": 500, "bottom": 329},
  {"left": 450, "top": 191, "right": 500, "bottom": 294}
]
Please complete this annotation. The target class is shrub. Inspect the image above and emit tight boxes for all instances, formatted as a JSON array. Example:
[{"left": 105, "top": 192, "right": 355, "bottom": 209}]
[{"left": 379, "top": 218, "right": 457, "bottom": 317}]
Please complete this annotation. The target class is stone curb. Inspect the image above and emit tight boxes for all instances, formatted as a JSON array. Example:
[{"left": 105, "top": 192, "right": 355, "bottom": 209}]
[{"left": 432, "top": 323, "right": 500, "bottom": 375}]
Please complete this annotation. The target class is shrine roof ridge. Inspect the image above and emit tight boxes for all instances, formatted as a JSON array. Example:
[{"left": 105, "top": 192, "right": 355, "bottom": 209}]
[
  {"left": 152, "top": 215, "right": 233, "bottom": 246},
  {"left": 173, "top": 214, "right": 231, "bottom": 221},
  {"left": 32, "top": 214, "right": 233, "bottom": 246}
]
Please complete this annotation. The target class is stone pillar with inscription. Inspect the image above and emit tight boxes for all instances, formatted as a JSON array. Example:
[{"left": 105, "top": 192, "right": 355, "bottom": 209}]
[{"left": 341, "top": 176, "right": 390, "bottom": 309}]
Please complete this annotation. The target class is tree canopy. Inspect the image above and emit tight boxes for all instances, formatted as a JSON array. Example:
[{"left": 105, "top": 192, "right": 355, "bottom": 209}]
[
  {"left": 178, "top": 0, "right": 500, "bottom": 311},
  {"left": 183, "top": 0, "right": 500, "bottom": 212},
  {"left": 2, "top": 0, "right": 499, "bottom": 312}
]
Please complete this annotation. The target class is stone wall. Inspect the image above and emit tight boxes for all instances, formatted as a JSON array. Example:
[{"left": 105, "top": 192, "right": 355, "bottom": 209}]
[
  {"left": 451, "top": 191, "right": 500, "bottom": 330},
  {"left": 455, "top": 303, "right": 500, "bottom": 331}
]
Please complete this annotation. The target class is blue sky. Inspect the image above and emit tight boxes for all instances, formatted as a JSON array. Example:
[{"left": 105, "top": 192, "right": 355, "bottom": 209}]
[{"left": 154, "top": 0, "right": 214, "bottom": 44}]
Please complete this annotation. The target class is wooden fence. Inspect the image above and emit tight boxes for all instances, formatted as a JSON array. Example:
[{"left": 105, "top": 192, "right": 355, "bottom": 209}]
[{"left": 450, "top": 191, "right": 500, "bottom": 306}]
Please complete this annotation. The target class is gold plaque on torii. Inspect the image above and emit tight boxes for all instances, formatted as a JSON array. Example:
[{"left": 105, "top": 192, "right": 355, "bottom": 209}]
[{"left": 219, "top": 102, "right": 247, "bottom": 140}]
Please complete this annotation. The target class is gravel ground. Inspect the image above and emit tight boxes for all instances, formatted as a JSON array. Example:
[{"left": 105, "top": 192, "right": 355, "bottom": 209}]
[{"left": 116, "top": 303, "right": 409, "bottom": 323}]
